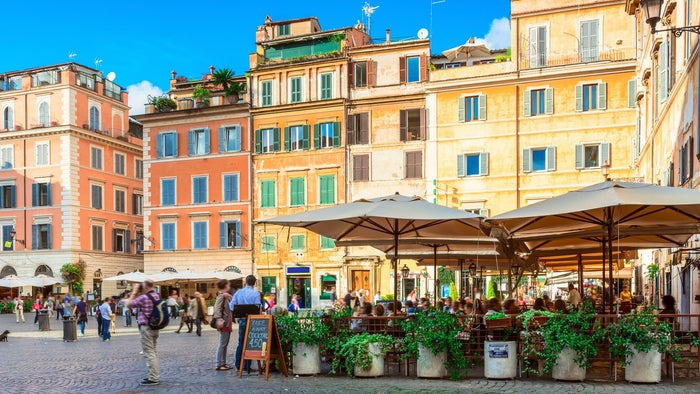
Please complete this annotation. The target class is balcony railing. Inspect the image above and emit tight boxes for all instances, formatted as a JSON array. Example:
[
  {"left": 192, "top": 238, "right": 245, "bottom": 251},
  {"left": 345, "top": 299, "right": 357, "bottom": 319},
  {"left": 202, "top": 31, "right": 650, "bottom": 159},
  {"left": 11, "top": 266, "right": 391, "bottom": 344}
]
[{"left": 519, "top": 47, "right": 636, "bottom": 69}]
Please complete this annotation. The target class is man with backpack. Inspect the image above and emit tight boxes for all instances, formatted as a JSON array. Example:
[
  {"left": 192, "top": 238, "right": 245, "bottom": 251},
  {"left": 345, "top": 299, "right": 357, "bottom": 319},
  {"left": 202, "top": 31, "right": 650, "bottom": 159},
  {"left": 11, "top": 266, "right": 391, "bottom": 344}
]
[{"left": 127, "top": 279, "right": 164, "bottom": 386}]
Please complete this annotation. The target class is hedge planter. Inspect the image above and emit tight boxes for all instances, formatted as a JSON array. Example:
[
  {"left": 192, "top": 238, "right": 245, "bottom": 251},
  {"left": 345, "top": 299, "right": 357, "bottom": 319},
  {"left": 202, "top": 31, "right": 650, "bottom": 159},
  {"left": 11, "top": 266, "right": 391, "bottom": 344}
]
[
  {"left": 417, "top": 344, "right": 447, "bottom": 378},
  {"left": 625, "top": 346, "right": 661, "bottom": 383},
  {"left": 292, "top": 343, "right": 321, "bottom": 375},
  {"left": 485, "top": 317, "right": 512, "bottom": 329},
  {"left": 552, "top": 347, "right": 586, "bottom": 381},
  {"left": 484, "top": 341, "right": 517, "bottom": 379},
  {"left": 354, "top": 342, "right": 384, "bottom": 377}
]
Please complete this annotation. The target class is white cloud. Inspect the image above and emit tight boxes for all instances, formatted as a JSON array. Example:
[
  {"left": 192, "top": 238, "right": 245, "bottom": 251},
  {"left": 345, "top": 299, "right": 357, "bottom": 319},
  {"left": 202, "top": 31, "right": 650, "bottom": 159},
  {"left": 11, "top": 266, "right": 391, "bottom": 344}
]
[
  {"left": 127, "top": 80, "right": 164, "bottom": 115},
  {"left": 475, "top": 17, "right": 511, "bottom": 50}
]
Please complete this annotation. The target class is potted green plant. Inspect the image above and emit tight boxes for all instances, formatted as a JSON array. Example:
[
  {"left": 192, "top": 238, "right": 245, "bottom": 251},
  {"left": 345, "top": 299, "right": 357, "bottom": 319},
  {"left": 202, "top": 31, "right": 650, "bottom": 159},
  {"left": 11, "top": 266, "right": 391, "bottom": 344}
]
[
  {"left": 192, "top": 85, "right": 210, "bottom": 108},
  {"left": 277, "top": 312, "right": 329, "bottom": 375},
  {"left": 607, "top": 306, "right": 681, "bottom": 383},
  {"left": 330, "top": 332, "right": 393, "bottom": 377},
  {"left": 484, "top": 310, "right": 512, "bottom": 329},
  {"left": 400, "top": 310, "right": 469, "bottom": 379},
  {"left": 212, "top": 68, "right": 244, "bottom": 104},
  {"left": 225, "top": 82, "right": 245, "bottom": 104}
]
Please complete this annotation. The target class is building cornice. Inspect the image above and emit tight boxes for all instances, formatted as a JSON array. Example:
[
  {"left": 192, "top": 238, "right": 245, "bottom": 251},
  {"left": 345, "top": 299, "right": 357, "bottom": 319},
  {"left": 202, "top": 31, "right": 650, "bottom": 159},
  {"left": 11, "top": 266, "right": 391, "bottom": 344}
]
[{"left": 251, "top": 98, "right": 345, "bottom": 115}]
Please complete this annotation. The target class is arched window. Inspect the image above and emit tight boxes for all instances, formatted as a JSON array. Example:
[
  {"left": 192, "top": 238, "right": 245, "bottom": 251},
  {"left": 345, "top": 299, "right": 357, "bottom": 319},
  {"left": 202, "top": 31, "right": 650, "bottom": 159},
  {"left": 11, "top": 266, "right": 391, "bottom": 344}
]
[
  {"left": 34, "top": 264, "right": 53, "bottom": 277},
  {"left": 223, "top": 265, "right": 242, "bottom": 274},
  {"left": 38, "top": 101, "right": 49, "bottom": 127},
  {"left": 2, "top": 107, "right": 13, "bottom": 131},
  {"left": 0, "top": 265, "right": 17, "bottom": 278},
  {"left": 162, "top": 267, "right": 177, "bottom": 273},
  {"left": 89, "top": 106, "right": 100, "bottom": 131}
]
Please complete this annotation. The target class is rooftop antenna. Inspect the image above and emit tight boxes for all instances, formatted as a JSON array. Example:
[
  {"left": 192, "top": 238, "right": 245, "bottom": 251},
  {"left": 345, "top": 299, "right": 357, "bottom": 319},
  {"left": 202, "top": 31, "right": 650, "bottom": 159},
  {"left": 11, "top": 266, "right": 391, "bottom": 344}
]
[
  {"left": 68, "top": 52, "right": 77, "bottom": 62},
  {"left": 430, "top": 0, "right": 446, "bottom": 39},
  {"left": 94, "top": 57, "right": 103, "bottom": 69},
  {"left": 362, "top": 1, "right": 379, "bottom": 37}
]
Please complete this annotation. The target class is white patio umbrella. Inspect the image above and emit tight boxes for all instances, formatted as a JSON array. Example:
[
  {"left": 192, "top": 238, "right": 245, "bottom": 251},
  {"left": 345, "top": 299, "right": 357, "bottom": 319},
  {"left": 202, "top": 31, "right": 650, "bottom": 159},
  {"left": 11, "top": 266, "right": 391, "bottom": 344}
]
[
  {"left": 203, "top": 270, "right": 245, "bottom": 280},
  {"left": 103, "top": 271, "right": 152, "bottom": 283},
  {"left": 442, "top": 41, "right": 491, "bottom": 63},
  {"left": 0, "top": 275, "right": 30, "bottom": 288},
  {"left": 25, "top": 274, "right": 61, "bottom": 287}
]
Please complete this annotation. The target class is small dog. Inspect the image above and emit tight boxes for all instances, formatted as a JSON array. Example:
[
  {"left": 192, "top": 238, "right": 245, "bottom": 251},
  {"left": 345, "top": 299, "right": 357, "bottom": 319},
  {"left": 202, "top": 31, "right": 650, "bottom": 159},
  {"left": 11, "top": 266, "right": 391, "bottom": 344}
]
[{"left": 0, "top": 330, "right": 9, "bottom": 342}]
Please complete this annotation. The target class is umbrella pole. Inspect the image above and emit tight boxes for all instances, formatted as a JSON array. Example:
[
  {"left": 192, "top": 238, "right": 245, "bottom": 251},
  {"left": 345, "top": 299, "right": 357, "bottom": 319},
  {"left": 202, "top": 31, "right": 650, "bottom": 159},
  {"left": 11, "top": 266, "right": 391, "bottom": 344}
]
[
  {"left": 607, "top": 218, "right": 614, "bottom": 314},
  {"left": 577, "top": 254, "right": 584, "bottom": 301},
  {"left": 393, "top": 220, "right": 399, "bottom": 310},
  {"left": 459, "top": 259, "right": 464, "bottom": 299},
  {"left": 602, "top": 238, "right": 607, "bottom": 313},
  {"left": 433, "top": 245, "right": 438, "bottom": 305}
]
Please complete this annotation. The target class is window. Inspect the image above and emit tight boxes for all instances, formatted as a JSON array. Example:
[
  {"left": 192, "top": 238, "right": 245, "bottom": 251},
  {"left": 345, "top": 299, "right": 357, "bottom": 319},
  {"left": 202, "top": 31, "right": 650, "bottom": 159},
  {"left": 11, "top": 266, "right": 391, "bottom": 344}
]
[
  {"left": 0, "top": 184, "right": 16, "bottom": 208},
  {"left": 188, "top": 128, "right": 210, "bottom": 156},
  {"left": 574, "top": 142, "right": 611, "bottom": 169},
  {"left": 192, "top": 176, "right": 208, "bottom": 204},
  {"left": 400, "top": 109, "right": 426, "bottom": 141},
  {"left": 112, "top": 229, "right": 131, "bottom": 253},
  {"left": 262, "top": 235, "right": 276, "bottom": 252},
  {"left": 405, "top": 151, "right": 423, "bottom": 179},
  {"left": 575, "top": 83, "right": 607, "bottom": 112},
  {"left": 161, "top": 179, "right": 175, "bottom": 206},
  {"left": 315, "top": 122, "right": 340, "bottom": 149},
  {"left": 256, "top": 128, "right": 280, "bottom": 153},
  {"left": 320, "top": 73, "right": 332, "bottom": 100},
  {"left": 523, "top": 88, "right": 553, "bottom": 117},
  {"left": 193, "top": 221, "right": 208, "bottom": 249},
  {"left": 104, "top": 79, "right": 121, "bottom": 100},
  {"left": 77, "top": 73, "right": 96, "bottom": 90},
  {"left": 2, "top": 106, "right": 13, "bottom": 131},
  {"left": 89, "top": 106, "right": 100, "bottom": 131},
  {"left": 135, "top": 159, "right": 143, "bottom": 179},
  {"left": 90, "top": 147, "right": 102, "bottom": 169},
  {"left": 223, "top": 174, "right": 239, "bottom": 202},
  {"left": 290, "top": 234, "right": 305, "bottom": 251},
  {"left": 354, "top": 62, "right": 367, "bottom": 88},
  {"left": 91, "top": 225, "right": 103, "bottom": 251},
  {"left": 32, "top": 182, "right": 51, "bottom": 206},
  {"left": 278, "top": 23, "right": 290, "bottom": 36},
  {"left": 218, "top": 126, "right": 241, "bottom": 153},
  {"left": 285, "top": 125, "right": 309, "bottom": 151},
  {"left": 2, "top": 76, "right": 21, "bottom": 91},
  {"left": 458, "top": 96, "right": 486, "bottom": 122},
  {"left": 38, "top": 101, "right": 49, "bottom": 127},
  {"left": 406, "top": 56, "right": 420, "bottom": 83},
  {"left": 0, "top": 146, "right": 13, "bottom": 169},
  {"left": 114, "top": 153, "right": 125, "bottom": 175},
  {"left": 261, "top": 80, "right": 273, "bottom": 107},
  {"left": 289, "top": 76, "right": 302, "bottom": 103},
  {"left": 522, "top": 147, "right": 556, "bottom": 173},
  {"left": 31, "top": 70, "right": 59, "bottom": 87},
  {"left": 220, "top": 221, "right": 242, "bottom": 248},
  {"left": 32, "top": 224, "right": 51, "bottom": 250},
  {"left": 156, "top": 131, "right": 179, "bottom": 158},
  {"left": 289, "top": 177, "right": 305, "bottom": 206},
  {"left": 35, "top": 142, "right": 49, "bottom": 166},
  {"left": 132, "top": 193, "right": 143, "bottom": 215},
  {"left": 353, "top": 154, "right": 370, "bottom": 181},
  {"left": 346, "top": 113, "right": 369, "bottom": 145},
  {"left": 580, "top": 20, "right": 600, "bottom": 62},
  {"left": 115, "top": 189, "right": 126, "bottom": 212},
  {"left": 161, "top": 223, "right": 176, "bottom": 250},
  {"left": 90, "top": 184, "right": 102, "bottom": 209},
  {"left": 2, "top": 225, "right": 13, "bottom": 251},
  {"left": 319, "top": 175, "right": 335, "bottom": 205},
  {"left": 528, "top": 26, "right": 547, "bottom": 67},
  {"left": 320, "top": 236, "right": 335, "bottom": 250},
  {"left": 261, "top": 179, "right": 276, "bottom": 208},
  {"left": 457, "top": 153, "right": 489, "bottom": 177},
  {"left": 679, "top": 138, "right": 693, "bottom": 185}
]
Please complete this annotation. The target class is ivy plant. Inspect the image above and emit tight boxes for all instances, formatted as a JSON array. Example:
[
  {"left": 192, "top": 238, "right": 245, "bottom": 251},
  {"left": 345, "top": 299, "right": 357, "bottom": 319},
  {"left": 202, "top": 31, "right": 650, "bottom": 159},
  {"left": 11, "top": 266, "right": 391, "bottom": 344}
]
[
  {"left": 276, "top": 312, "right": 330, "bottom": 349},
  {"left": 329, "top": 332, "right": 393, "bottom": 376}
]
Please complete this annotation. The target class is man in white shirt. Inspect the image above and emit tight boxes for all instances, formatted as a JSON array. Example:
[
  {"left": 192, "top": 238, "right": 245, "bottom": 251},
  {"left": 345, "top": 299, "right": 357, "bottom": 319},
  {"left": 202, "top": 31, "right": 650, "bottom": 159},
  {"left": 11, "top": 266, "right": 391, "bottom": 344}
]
[{"left": 567, "top": 283, "right": 581, "bottom": 307}]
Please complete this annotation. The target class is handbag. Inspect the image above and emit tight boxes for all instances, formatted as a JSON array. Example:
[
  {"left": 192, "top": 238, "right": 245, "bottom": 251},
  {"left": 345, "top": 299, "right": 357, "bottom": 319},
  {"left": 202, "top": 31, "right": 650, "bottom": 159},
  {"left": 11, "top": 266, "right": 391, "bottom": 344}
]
[{"left": 209, "top": 296, "right": 225, "bottom": 330}]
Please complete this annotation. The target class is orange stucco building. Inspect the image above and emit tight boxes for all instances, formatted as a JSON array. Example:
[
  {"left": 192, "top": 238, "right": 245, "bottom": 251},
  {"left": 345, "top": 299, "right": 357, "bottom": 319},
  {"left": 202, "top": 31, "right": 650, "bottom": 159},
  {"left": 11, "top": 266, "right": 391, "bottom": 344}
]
[{"left": 0, "top": 63, "right": 143, "bottom": 297}]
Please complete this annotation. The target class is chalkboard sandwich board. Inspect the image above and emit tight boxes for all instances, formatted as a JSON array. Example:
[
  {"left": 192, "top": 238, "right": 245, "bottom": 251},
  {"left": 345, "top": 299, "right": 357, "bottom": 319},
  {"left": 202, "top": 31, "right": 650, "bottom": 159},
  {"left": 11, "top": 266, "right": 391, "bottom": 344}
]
[{"left": 238, "top": 314, "right": 288, "bottom": 380}]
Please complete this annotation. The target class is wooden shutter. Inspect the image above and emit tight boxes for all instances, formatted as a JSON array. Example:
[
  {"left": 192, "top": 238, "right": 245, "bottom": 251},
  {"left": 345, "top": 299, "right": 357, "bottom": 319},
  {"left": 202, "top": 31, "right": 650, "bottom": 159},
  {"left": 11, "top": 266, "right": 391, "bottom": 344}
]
[
  {"left": 125, "top": 230, "right": 131, "bottom": 253},
  {"left": 46, "top": 183, "right": 51, "bottom": 206},
  {"left": 457, "top": 154, "right": 465, "bottom": 177},
  {"left": 187, "top": 130, "right": 195, "bottom": 156},
  {"left": 478, "top": 95, "right": 486, "bottom": 120},
  {"left": 284, "top": 126, "right": 291, "bottom": 151},
  {"left": 659, "top": 41, "right": 668, "bottom": 101},
  {"left": 346, "top": 114, "right": 355, "bottom": 145},
  {"left": 405, "top": 152, "right": 414, "bottom": 178},
  {"left": 628, "top": 79, "right": 637, "bottom": 108},
  {"left": 367, "top": 60, "right": 375, "bottom": 87},
  {"left": 156, "top": 133, "right": 164, "bottom": 158},
  {"left": 302, "top": 124, "right": 310, "bottom": 150},
  {"left": 254, "top": 129, "right": 262, "bottom": 154},
  {"left": 132, "top": 193, "right": 137, "bottom": 214},
  {"left": 546, "top": 146, "right": 556, "bottom": 171},
  {"left": 348, "top": 61, "right": 354, "bottom": 88},
  {"left": 478, "top": 152, "right": 489, "bottom": 176},
  {"left": 545, "top": 88, "right": 554, "bottom": 115},
  {"left": 419, "top": 109, "right": 426, "bottom": 140},
  {"left": 399, "top": 56, "right": 407, "bottom": 84},
  {"left": 332, "top": 121, "right": 341, "bottom": 147},
  {"left": 273, "top": 127, "right": 281, "bottom": 152},
  {"left": 575, "top": 85, "right": 583, "bottom": 112},
  {"left": 522, "top": 148, "right": 532, "bottom": 173},
  {"left": 31, "top": 224, "right": 38, "bottom": 250},
  {"left": 31, "top": 183, "right": 38, "bottom": 206},
  {"left": 529, "top": 27, "right": 538, "bottom": 67},
  {"left": 458, "top": 97, "right": 466, "bottom": 122},
  {"left": 399, "top": 110, "right": 407, "bottom": 142},
  {"left": 218, "top": 127, "right": 227, "bottom": 152},
  {"left": 597, "top": 82, "right": 607, "bottom": 110},
  {"left": 112, "top": 229, "right": 118, "bottom": 252},
  {"left": 219, "top": 222, "right": 227, "bottom": 248},
  {"left": 314, "top": 124, "right": 321, "bottom": 148},
  {"left": 523, "top": 90, "right": 531, "bottom": 117},
  {"left": 419, "top": 54, "right": 428, "bottom": 82},
  {"left": 235, "top": 221, "right": 242, "bottom": 247},
  {"left": 600, "top": 142, "right": 611, "bottom": 165},
  {"left": 203, "top": 128, "right": 210, "bottom": 154},
  {"left": 574, "top": 144, "right": 584, "bottom": 169},
  {"left": 10, "top": 185, "right": 15, "bottom": 207},
  {"left": 359, "top": 113, "right": 369, "bottom": 144}
]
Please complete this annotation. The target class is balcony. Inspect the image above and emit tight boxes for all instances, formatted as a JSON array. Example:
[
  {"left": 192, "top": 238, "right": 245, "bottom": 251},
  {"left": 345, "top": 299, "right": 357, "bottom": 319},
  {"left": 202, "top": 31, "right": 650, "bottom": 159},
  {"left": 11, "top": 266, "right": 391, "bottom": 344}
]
[{"left": 519, "top": 47, "right": 636, "bottom": 69}]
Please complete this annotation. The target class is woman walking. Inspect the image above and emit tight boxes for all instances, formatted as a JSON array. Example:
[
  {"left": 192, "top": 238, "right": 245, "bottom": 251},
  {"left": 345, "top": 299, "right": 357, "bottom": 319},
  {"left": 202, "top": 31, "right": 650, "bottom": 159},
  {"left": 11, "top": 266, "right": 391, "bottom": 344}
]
[{"left": 213, "top": 279, "right": 233, "bottom": 370}]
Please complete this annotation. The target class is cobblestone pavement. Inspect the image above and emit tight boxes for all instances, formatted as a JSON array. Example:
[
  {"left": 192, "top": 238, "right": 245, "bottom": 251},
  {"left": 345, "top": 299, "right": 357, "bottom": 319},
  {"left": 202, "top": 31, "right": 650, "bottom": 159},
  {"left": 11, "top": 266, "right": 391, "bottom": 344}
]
[{"left": 1, "top": 314, "right": 700, "bottom": 394}]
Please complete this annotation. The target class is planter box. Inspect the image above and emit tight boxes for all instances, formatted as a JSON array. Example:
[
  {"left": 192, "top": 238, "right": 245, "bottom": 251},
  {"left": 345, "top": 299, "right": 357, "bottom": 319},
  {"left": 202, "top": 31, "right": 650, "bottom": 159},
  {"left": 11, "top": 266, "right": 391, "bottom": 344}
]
[
  {"left": 417, "top": 344, "right": 447, "bottom": 378},
  {"left": 552, "top": 347, "right": 586, "bottom": 381},
  {"left": 485, "top": 317, "right": 512, "bottom": 329},
  {"left": 484, "top": 341, "right": 517, "bottom": 379},
  {"left": 625, "top": 346, "right": 661, "bottom": 383},
  {"left": 292, "top": 343, "right": 320, "bottom": 375},
  {"left": 354, "top": 342, "right": 384, "bottom": 377}
]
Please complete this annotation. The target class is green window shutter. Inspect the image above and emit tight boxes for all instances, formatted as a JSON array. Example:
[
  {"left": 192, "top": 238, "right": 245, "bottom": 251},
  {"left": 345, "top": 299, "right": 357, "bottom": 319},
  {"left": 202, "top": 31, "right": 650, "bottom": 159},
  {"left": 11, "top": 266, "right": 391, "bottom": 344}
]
[
  {"left": 597, "top": 82, "right": 607, "bottom": 110},
  {"left": 332, "top": 122, "right": 341, "bottom": 147},
  {"left": 457, "top": 154, "right": 465, "bottom": 177},
  {"left": 600, "top": 142, "right": 611, "bottom": 165},
  {"left": 478, "top": 94, "right": 486, "bottom": 120},
  {"left": 522, "top": 148, "right": 532, "bottom": 173},
  {"left": 478, "top": 152, "right": 489, "bottom": 176},
  {"left": 546, "top": 146, "right": 556, "bottom": 171},
  {"left": 574, "top": 144, "right": 584, "bottom": 169},
  {"left": 273, "top": 127, "right": 281, "bottom": 152},
  {"left": 575, "top": 85, "right": 583, "bottom": 112},
  {"left": 458, "top": 97, "right": 465, "bottom": 122},
  {"left": 545, "top": 88, "right": 553, "bottom": 115},
  {"left": 523, "top": 90, "right": 531, "bottom": 117},
  {"left": 284, "top": 126, "right": 291, "bottom": 151},
  {"left": 659, "top": 41, "right": 668, "bottom": 101},
  {"left": 319, "top": 175, "right": 335, "bottom": 204},
  {"left": 302, "top": 124, "right": 311, "bottom": 150},
  {"left": 314, "top": 124, "right": 321, "bottom": 149},
  {"left": 628, "top": 79, "right": 637, "bottom": 108},
  {"left": 255, "top": 129, "right": 262, "bottom": 153}
]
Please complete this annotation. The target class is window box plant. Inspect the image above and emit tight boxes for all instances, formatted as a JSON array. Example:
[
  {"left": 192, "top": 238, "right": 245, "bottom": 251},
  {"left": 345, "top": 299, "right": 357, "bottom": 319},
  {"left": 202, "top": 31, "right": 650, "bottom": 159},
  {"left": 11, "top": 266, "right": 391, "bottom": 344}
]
[
  {"left": 146, "top": 95, "right": 177, "bottom": 113},
  {"left": 192, "top": 85, "right": 210, "bottom": 108},
  {"left": 484, "top": 311, "right": 513, "bottom": 329},
  {"left": 212, "top": 68, "right": 244, "bottom": 104},
  {"left": 276, "top": 312, "right": 329, "bottom": 375},
  {"left": 330, "top": 332, "right": 393, "bottom": 377}
]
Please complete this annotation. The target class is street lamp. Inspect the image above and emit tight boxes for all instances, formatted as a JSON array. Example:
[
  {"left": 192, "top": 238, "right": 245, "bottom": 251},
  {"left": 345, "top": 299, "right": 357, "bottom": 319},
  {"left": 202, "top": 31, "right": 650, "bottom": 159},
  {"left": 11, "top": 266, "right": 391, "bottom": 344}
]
[
  {"left": 9, "top": 228, "right": 25, "bottom": 245},
  {"left": 468, "top": 262, "right": 477, "bottom": 277},
  {"left": 640, "top": 0, "right": 700, "bottom": 35},
  {"left": 511, "top": 263, "right": 521, "bottom": 278},
  {"left": 601, "top": 160, "right": 611, "bottom": 181},
  {"left": 400, "top": 264, "right": 410, "bottom": 299}
]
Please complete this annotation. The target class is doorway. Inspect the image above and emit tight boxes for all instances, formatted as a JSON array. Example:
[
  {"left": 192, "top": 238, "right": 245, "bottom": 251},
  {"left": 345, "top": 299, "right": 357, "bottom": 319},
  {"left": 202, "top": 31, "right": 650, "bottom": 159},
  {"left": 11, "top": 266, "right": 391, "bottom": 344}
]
[
  {"left": 352, "top": 270, "right": 370, "bottom": 301},
  {"left": 287, "top": 277, "right": 312, "bottom": 309}
]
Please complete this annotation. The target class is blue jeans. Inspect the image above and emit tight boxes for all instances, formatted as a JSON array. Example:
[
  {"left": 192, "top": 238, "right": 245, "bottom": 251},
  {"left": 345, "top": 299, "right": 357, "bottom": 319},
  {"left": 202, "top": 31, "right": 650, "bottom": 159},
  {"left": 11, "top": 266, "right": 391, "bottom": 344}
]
[
  {"left": 102, "top": 318, "right": 111, "bottom": 340},
  {"left": 125, "top": 312, "right": 132, "bottom": 326},
  {"left": 235, "top": 319, "right": 250, "bottom": 370},
  {"left": 78, "top": 321, "right": 85, "bottom": 335}
]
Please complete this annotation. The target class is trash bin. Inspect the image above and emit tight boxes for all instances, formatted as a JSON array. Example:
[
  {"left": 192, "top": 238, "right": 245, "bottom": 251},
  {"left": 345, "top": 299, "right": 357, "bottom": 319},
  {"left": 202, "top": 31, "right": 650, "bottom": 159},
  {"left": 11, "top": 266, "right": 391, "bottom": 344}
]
[
  {"left": 63, "top": 318, "right": 77, "bottom": 342},
  {"left": 38, "top": 309, "right": 50, "bottom": 331}
]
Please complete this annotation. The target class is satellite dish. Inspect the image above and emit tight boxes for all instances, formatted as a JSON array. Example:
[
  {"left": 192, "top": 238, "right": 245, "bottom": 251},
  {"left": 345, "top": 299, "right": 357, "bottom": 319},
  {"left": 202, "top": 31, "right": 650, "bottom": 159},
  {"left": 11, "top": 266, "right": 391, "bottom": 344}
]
[
  {"left": 106, "top": 72, "right": 116, "bottom": 81},
  {"left": 417, "top": 28, "right": 429, "bottom": 39}
]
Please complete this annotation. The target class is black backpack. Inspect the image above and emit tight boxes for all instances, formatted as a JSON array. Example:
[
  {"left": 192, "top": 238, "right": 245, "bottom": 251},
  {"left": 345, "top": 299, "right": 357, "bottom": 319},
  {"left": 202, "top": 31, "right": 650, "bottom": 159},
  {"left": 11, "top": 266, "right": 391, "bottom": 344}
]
[{"left": 146, "top": 292, "right": 169, "bottom": 330}]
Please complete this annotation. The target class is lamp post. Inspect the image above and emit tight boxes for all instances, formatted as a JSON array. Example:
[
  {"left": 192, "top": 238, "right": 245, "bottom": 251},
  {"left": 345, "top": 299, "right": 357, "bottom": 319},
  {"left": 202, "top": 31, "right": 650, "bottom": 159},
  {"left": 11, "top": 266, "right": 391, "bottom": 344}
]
[
  {"left": 401, "top": 264, "right": 410, "bottom": 300},
  {"left": 600, "top": 160, "right": 611, "bottom": 181},
  {"left": 640, "top": 0, "right": 700, "bottom": 35},
  {"left": 9, "top": 228, "right": 25, "bottom": 246},
  {"left": 468, "top": 262, "right": 477, "bottom": 297}
]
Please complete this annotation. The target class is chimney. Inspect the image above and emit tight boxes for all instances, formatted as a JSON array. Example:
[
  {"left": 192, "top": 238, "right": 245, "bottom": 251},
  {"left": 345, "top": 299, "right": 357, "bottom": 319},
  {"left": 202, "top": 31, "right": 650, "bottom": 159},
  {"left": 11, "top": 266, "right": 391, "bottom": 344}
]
[
  {"left": 209, "top": 65, "right": 215, "bottom": 75},
  {"left": 468, "top": 37, "right": 475, "bottom": 44},
  {"left": 171, "top": 70, "right": 176, "bottom": 79},
  {"left": 385, "top": 29, "right": 391, "bottom": 43}
]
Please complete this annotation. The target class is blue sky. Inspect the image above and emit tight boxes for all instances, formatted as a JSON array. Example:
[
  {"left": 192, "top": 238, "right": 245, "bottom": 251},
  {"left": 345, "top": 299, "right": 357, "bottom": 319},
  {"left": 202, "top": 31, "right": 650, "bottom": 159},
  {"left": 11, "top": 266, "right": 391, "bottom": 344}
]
[{"left": 0, "top": 0, "right": 510, "bottom": 112}]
